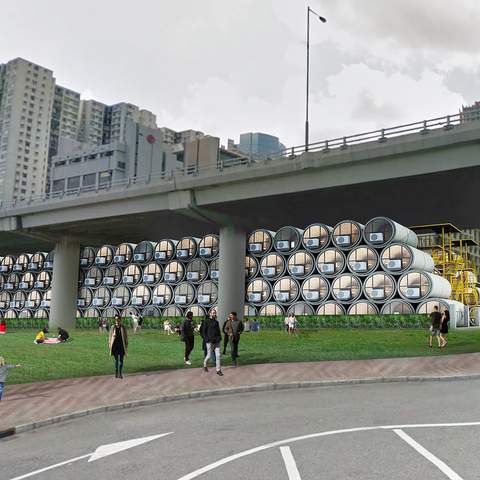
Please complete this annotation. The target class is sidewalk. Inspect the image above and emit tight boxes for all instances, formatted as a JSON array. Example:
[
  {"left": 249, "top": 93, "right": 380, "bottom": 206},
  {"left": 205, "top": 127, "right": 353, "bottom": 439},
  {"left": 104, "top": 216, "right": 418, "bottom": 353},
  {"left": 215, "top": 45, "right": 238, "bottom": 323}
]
[{"left": 2, "top": 353, "right": 480, "bottom": 434}]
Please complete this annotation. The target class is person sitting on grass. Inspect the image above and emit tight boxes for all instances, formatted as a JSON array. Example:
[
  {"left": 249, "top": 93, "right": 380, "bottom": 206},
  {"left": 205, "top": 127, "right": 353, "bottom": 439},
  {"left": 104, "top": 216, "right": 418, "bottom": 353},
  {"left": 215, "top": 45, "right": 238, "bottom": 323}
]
[
  {"left": 57, "top": 327, "right": 70, "bottom": 342},
  {"left": 0, "top": 356, "right": 21, "bottom": 401},
  {"left": 34, "top": 327, "right": 48, "bottom": 344}
]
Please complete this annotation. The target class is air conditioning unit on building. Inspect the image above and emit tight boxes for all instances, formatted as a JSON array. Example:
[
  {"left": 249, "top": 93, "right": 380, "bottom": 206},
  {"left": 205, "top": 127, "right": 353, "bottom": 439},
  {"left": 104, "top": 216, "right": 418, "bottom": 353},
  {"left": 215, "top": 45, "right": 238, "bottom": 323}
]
[
  {"left": 187, "top": 272, "right": 199, "bottom": 281},
  {"left": 155, "top": 251, "right": 166, "bottom": 260},
  {"left": 198, "top": 295, "right": 210, "bottom": 304},
  {"left": 164, "top": 273, "right": 176, "bottom": 282},
  {"left": 210, "top": 270, "right": 219, "bottom": 280},
  {"left": 177, "top": 249, "right": 188, "bottom": 259},
  {"left": 199, "top": 247, "right": 212, "bottom": 257},
  {"left": 336, "top": 289, "right": 351, "bottom": 300},
  {"left": 388, "top": 259, "right": 402, "bottom": 270},
  {"left": 111, "top": 298, "right": 123, "bottom": 306},
  {"left": 122, "top": 275, "right": 134, "bottom": 284},
  {"left": 44, "top": 261, "right": 53, "bottom": 269},
  {"left": 26, "top": 301, "right": 35, "bottom": 308},
  {"left": 34, "top": 281, "right": 44, "bottom": 289},
  {"left": 132, "top": 297, "right": 143, "bottom": 305},
  {"left": 143, "top": 274, "right": 155, "bottom": 283},
  {"left": 249, "top": 243, "right": 262, "bottom": 253},
  {"left": 113, "top": 255, "right": 124, "bottom": 263},
  {"left": 95, "top": 257, "right": 106, "bottom": 265},
  {"left": 175, "top": 295, "right": 187, "bottom": 304},
  {"left": 369, "top": 232, "right": 384, "bottom": 243},
  {"left": 4, "top": 283, "right": 13, "bottom": 290},
  {"left": 85, "top": 278, "right": 96, "bottom": 286},
  {"left": 28, "top": 262, "right": 38, "bottom": 270},
  {"left": 133, "top": 253, "right": 145, "bottom": 262},
  {"left": 305, "top": 291, "right": 320, "bottom": 301},
  {"left": 275, "top": 292, "right": 289, "bottom": 301},
  {"left": 13, "top": 265, "right": 22, "bottom": 271},
  {"left": 335, "top": 235, "right": 351, "bottom": 245},
  {"left": 0, "top": 266, "right": 8, "bottom": 272},
  {"left": 41, "top": 300, "right": 51, "bottom": 308},
  {"left": 19, "top": 282, "right": 28, "bottom": 289},
  {"left": 406, "top": 288, "right": 421, "bottom": 299},
  {"left": 261, "top": 267, "right": 276, "bottom": 277},
  {"left": 290, "top": 265, "right": 305, "bottom": 275},
  {"left": 153, "top": 296, "right": 165, "bottom": 305},
  {"left": 247, "top": 293, "right": 262, "bottom": 302},
  {"left": 80, "top": 258, "right": 88, "bottom": 266},
  {"left": 92, "top": 298, "right": 103, "bottom": 307},
  {"left": 320, "top": 263, "right": 335, "bottom": 274},
  {"left": 370, "top": 288, "right": 385, "bottom": 299},
  {"left": 276, "top": 240, "right": 290, "bottom": 251},
  {"left": 352, "top": 262, "right": 367, "bottom": 272},
  {"left": 9, "top": 301, "right": 15, "bottom": 308},
  {"left": 305, "top": 238, "right": 320, "bottom": 248},
  {"left": 77, "top": 299, "right": 86, "bottom": 307},
  {"left": 103, "top": 277, "right": 114, "bottom": 285}
]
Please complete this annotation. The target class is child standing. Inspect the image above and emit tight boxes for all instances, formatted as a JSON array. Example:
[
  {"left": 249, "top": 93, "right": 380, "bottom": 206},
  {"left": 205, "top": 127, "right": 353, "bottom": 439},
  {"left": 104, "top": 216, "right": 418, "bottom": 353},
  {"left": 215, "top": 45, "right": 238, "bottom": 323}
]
[{"left": 0, "top": 357, "right": 21, "bottom": 400}]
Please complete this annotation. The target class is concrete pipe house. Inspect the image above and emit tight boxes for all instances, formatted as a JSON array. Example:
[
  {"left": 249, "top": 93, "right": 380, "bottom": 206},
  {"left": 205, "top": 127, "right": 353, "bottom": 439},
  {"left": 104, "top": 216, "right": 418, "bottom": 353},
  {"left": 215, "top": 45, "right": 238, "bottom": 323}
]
[
  {"left": 110, "top": 285, "right": 132, "bottom": 308},
  {"left": 101, "top": 265, "right": 123, "bottom": 287},
  {"left": 162, "top": 305, "right": 183, "bottom": 317},
  {"left": 34, "top": 271, "right": 52, "bottom": 290},
  {"left": 316, "top": 301, "right": 346, "bottom": 315},
  {"left": 28, "top": 252, "right": 48, "bottom": 272},
  {"left": 41, "top": 289, "right": 52, "bottom": 309},
  {"left": 142, "top": 306, "right": 163, "bottom": 318},
  {"left": 198, "top": 234, "right": 220, "bottom": 260},
  {"left": 152, "top": 283, "right": 173, "bottom": 307},
  {"left": 175, "top": 237, "right": 200, "bottom": 262},
  {"left": 273, "top": 226, "right": 304, "bottom": 255},
  {"left": 259, "top": 253, "right": 286, "bottom": 280},
  {"left": 398, "top": 271, "right": 452, "bottom": 302},
  {"left": 259, "top": 303, "right": 285, "bottom": 316},
  {"left": 83, "top": 266, "right": 103, "bottom": 288},
  {"left": 133, "top": 241, "right": 156, "bottom": 265},
  {"left": 130, "top": 285, "right": 153, "bottom": 307},
  {"left": 154, "top": 239, "right": 177, "bottom": 263},
  {"left": 272, "top": 277, "right": 301, "bottom": 305},
  {"left": 13, "top": 253, "right": 31, "bottom": 273},
  {"left": 380, "top": 299, "right": 415, "bottom": 315},
  {"left": 77, "top": 287, "right": 94, "bottom": 309},
  {"left": 332, "top": 220, "right": 364, "bottom": 250},
  {"left": 287, "top": 302, "right": 315, "bottom": 316},
  {"left": 3, "top": 309, "right": 17, "bottom": 319},
  {"left": 247, "top": 229, "right": 275, "bottom": 256},
  {"left": 362, "top": 272, "right": 397, "bottom": 303},
  {"left": 347, "top": 301, "right": 380, "bottom": 315},
  {"left": 121, "top": 264, "right": 143, "bottom": 286},
  {"left": 246, "top": 278, "right": 272, "bottom": 306},
  {"left": 94, "top": 245, "right": 116, "bottom": 268},
  {"left": 0, "top": 292, "right": 11, "bottom": 310},
  {"left": 18, "top": 309, "right": 33, "bottom": 320},
  {"left": 286, "top": 251, "right": 316, "bottom": 279},
  {"left": 4, "top": 272, "right": 21, "bottom": 291},
  {"left": 163, "top": 260, "right": 185, "bottom": 284},
  {"left": 0, "top": 275, "right": 6, "bottom": 293},
  {"left": 379, "top": 243, "right": 435, "bottom": 275},
  {"left": 208, "top": 258, "right": 219, "bottom": 281},
  {"left": 185, "top": 258, "right": 209, "bottom": 283},
  {"left": 316, "top": 248, "right": 346, "bottom": 278},
  {"left": 19, "top": 272, "right": 36, "bottom": 291},
  {"left": 113, "top": 243, "right": 137, "bottom": 266},
  {"left": 34, "top": 308, "right": 49, "bottom": 320},
  {"left": 196, "top": 280, "right": 218, "bottom": 306},
  {"left": 92, "top": 287, "right": 112, "bottom": 308},
  {"left": 301, "top": 275, "right": 330, "bottom": 304},
  {"left": 0, "top": 255, "right": 16, "bottom": 274},
  {"left": 10, "top": 291, "right": 27, "bottom": 310},
  {"left": 245, "top": 255, "right": 259, "bottom": 281},
  {"left": 363, "top": 216, "right": 418, "bottom": 249},
  {"left": 346, "top": 246, "right": 380, "bottom": 276},
  {"left": 302, "top": 223, "right": 333, "bottom": 253},
  {"left": 188, "top": 305, "right": 207, "bottom": 318},
  {"left": 43, "top": 251, "right": 54, "bottom": 271},
  {"left": 416, "top": 298, "right": 467, "bottom": 328},
  {"left": 79, "top": 247, "right": 97, "bottom": 268},
  {"left": 142, "top": 262, "right": 164, "bottom": 285},
  {"left": 331, "top": 274, "right": 363, "bottom": 304},
  {"left": 244, "top": 304, "right": 257, "bottom": 317},
  {"left": 173, "top": 282, "right": 197, "bottom": 307}
]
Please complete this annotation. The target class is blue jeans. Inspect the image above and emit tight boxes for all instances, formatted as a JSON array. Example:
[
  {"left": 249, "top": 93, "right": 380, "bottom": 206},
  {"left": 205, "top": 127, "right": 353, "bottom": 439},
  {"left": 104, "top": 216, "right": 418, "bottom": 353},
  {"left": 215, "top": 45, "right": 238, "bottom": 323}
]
[
  {"left": 114, "top": 354, "right": 124, "bottom": 374},
  {"left": 0, "top": 382, "right": 4, "bottom": 400}
]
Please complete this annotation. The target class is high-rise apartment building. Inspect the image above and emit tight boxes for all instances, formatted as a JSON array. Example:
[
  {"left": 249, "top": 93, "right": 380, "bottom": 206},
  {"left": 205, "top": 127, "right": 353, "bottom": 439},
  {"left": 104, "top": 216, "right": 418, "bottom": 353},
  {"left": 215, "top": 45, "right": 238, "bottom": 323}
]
[
  {"left": 460, "top": 102, "right": 480, "bottom": 123},
  {"left": 77, "top": 99, "right": 106, "bottom": 146},
  {"left": 0, "top": 58, "right": 55, "bottom": 204}
]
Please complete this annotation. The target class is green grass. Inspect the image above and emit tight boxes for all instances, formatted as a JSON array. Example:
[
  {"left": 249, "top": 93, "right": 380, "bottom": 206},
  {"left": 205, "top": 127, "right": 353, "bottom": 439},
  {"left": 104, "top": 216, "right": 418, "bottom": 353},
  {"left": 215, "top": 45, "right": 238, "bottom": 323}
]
[{"left": 1, "top": 328, "right": 479, "bottom": 385}]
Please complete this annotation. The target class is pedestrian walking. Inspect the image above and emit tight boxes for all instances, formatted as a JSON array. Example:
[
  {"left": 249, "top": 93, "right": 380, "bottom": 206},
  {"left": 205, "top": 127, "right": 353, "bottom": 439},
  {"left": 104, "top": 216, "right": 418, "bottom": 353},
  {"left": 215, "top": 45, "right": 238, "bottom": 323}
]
[
  {"left": 288, "top": 313, "right": 297, "bottom": 334},
  {"left": 131, "top": 312, "right": 140, "bottom": 334},
  {"left": 224, "top": 311, "right": 244, "bottom": 366},
  {"left": 181, "top": 311, "right": 195, "bottom": 365},
  {"left": 200, "top": 313, "right": 216, "bottom": 363},
  {"left": 0, "top": 356, "right": 21, "bottom": 401},
  {"left": 221, "top": 316, "right": 230, "bottom": 355},
  {"left": 428, "top": 306, "right": 442, "bottom": 348},
  {"left": 440, "top": 309, "right": 450, "bottom": 348},
  {"left": 202, "top": 309, "right": 223, "bottom": 376},
  {"left": 109, "top": 314, "right": 128, "bottom": 378}
]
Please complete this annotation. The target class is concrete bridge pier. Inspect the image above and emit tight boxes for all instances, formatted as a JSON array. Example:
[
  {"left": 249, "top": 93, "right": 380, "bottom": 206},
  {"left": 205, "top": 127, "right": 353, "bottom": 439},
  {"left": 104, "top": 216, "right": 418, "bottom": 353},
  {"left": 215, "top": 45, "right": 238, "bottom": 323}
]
[
  {"left": 49, "top": 238, "right": 80, "bottom": 330},
  {"left": 217, "top": 224, "right": 246, "bottom": 324}
]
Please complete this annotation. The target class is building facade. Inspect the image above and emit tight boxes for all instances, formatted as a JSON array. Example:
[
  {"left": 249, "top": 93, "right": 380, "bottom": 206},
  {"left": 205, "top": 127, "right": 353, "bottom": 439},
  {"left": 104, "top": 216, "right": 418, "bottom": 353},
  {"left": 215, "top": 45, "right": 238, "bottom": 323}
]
[{"left": 238, "top": 132, "right": 282, "bottom": 158}]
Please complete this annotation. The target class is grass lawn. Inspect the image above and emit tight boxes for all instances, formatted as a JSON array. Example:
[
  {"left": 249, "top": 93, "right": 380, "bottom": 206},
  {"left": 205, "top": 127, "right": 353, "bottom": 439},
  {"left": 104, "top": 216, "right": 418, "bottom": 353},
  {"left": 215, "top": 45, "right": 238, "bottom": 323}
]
[{"left": 1, "top": 328, "right": 480, "bottom": 385}]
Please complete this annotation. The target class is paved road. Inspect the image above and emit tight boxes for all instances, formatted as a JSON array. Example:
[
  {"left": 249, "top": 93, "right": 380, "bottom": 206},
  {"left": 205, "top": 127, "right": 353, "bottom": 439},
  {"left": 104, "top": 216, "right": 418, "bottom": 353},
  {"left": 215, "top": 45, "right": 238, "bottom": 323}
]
[{"left": 3, "top": 379, "right": 480, "bottom": 479}]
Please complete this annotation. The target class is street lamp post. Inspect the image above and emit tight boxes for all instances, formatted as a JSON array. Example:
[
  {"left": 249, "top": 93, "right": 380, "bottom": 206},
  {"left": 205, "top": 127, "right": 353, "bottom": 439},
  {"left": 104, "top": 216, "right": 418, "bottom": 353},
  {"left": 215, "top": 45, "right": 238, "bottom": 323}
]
[{"left": 305, "top": 6, "right": 326, "bottom": 152}]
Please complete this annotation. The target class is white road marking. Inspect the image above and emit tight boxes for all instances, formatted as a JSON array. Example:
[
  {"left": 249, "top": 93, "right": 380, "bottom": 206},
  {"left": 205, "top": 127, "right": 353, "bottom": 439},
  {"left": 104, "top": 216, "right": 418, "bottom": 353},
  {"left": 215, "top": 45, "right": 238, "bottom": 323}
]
[
  {"left": 8, "top": 432, "right": 173, "bottom": 480},
  {"left": 280, "top": 446, "right": 302, "bottom": 480},
  {"left": 393, "top": 429, "right": 464, "bottom": 480},
  {"left": 177, "top": 422, "right": 480, "bottom": 479}
]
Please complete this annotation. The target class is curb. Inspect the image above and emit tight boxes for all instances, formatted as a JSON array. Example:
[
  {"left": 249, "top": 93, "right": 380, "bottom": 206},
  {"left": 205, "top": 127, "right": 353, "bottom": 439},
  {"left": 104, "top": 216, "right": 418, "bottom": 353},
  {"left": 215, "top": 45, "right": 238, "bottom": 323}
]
[{"left": 2, "top": 372, "right": 480, "bottom": 438}]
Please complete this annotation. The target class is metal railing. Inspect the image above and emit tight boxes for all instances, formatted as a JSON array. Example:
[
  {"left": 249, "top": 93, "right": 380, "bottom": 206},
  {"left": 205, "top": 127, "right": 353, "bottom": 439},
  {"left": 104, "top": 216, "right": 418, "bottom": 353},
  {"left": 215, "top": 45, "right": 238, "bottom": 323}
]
[{"left": 0, "top": 109, "right": 474, "bottom": 211}]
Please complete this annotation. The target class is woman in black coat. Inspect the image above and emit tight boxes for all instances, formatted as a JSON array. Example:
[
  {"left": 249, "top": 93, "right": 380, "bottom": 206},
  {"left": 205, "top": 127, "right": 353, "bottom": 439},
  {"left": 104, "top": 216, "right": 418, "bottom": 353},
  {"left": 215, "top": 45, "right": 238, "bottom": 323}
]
[{"left": 440, "top": 309, "right": 449, "bottom": 348}]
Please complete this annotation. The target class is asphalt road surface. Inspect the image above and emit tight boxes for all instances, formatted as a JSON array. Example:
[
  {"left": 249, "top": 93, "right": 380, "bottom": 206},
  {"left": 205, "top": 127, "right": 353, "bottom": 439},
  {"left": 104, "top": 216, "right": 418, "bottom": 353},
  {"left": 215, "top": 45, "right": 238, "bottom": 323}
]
[{"left": 3, "top": 379, "right": 480, "bottom": 479}]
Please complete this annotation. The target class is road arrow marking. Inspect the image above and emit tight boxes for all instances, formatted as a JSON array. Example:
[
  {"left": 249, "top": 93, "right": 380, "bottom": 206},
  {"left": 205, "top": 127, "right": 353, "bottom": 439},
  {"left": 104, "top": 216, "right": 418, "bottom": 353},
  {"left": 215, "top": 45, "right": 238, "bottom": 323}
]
[
  {"left": 280, "top": 446, "right": 302, "bottom": 480},
  {"left": 9, "top": 432, "right": 173, "bottom": 480}
]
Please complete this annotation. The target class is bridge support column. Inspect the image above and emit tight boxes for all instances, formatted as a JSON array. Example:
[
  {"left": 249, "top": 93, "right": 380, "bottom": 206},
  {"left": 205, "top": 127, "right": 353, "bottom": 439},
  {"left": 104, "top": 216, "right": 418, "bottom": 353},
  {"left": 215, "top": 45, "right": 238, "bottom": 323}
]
[
  {"left": 217, "top": 224, "right": 246, "bottom": 324},
  {"left": 49, "top": 238, "right": 80, "bottom": 330}
]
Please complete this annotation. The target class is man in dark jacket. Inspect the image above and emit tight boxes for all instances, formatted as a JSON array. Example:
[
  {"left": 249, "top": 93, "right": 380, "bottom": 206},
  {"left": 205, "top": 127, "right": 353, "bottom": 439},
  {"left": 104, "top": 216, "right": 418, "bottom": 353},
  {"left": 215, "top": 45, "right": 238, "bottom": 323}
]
[
  {"left": 200, "top": 310, "right": 217, "bottom": 363},
  {"left": 180, "top": 311, "right": 195, "bottom": 365},
  {"left": 202, "top": 309, "right": 223, "bottom": 376},
  {"left": 224, "top": 311, "right": 244, "bottom": 367}
]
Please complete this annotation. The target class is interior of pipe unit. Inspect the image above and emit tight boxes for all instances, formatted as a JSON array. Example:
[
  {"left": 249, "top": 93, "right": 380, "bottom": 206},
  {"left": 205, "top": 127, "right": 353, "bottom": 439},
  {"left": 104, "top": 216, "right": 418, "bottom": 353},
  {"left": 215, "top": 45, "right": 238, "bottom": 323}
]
[
  {"left": 258, "top": 303, "right": 285, "bottom": 316},
  {"left": 173, "top": 282, "right": 197, "bottom": 306},
  {"left": 162, "top": 305, "right": 183, "bottom": 317},
  {"left": 287, "top": 302, "right": 315, "bottom": 316},
  {"left": 363, "top": 272, "right": 396, "bottom": 302},
  {"left": 26, "top": 290, "right": 42, "bottom": 309},
  {"left": 287, "top": 251, "right": 315, "bottom": 278},
  {"left": 19, "top": 272, "right": 36, "bottom": 291},
  {"left": 209, "top": 258, "right": 219, "bottom": 280},
  {"left": 18, "top": 309, "right": 33, "bottom": 319},
  {"left": 11, "top": 291, "right": 26, "bottom": 309},
  {"left": 80, "top": 247, "right": 96, "bottom": 268},
  {"left": 245, "top": 255, "right": 259, "bottom": 280},
  {"left": 247, "top": 229, "right": 275, "bottom": 256},
  {"left": 316, "top": 248, "right": 346, "bottom": 277},
  {"left": 363, "top": 216, "right": 418, "bottom": 248},
  {"left": 102, "top": 265, "right": 123, "bottom": 287},
  {"left": 82, "top": 308, "right": 100, "bottom": 318},
  {"left": 260, "top": 253, "right": 286, "bottom": 279},
  {"left": 152, "top": 283, "right": 173, "bottom": 306},
  {"left": 34, "top": 271, "right": 51, "bottom": 290},
  {"left": 83, "top": 266, "right": 103, "bottom": 288},
  {"left": 244, "top": 304, "right": 257, "bottom": 317},
  {"left": 0, "top": 292, "right": 11, "bottom": 309},
  {"left": 131, "top": 285, "right": 152, "bottom": 306},
  {"left": 77, "top": 287, "right": 94, "bottom": 308},
  {"left": 0, "top": 255, "right": 16, "bottom": 273},
  {"left": 34, "top": 308, "right": 49, "bottom": 319},
  {"left": 29, "top": 252, "right": 47, "bottom": 272},
  {"left": 332, "top": 220, "right": 364, "bottom": 249},
  {"left": 103, "top": 307, "right": 121, "bottom": 318},
  {"left": 176, "top": 237, "right": 200, "bottom": 261},
  {"left": 92, "top": 287, "right": 112, "bottom": 308},
  {"left": 188, "top": 305, "right": 207, "bottom": 317},
  {"left": 133, "top": 241, "right": 156, "bottom": 264},
  {"left": 198, "top": 234, "right": 220, "bottom": 259},
  {"left": 164, "top": 260, "right": 185, "bottom": 283},
  {"left": 301, "top": 275, "right": 330, "bottom": 303},
  {"left": 122, "top": 264, "right": 143, "bottom": 286},
  {"left": 346, "top": 246, "right": 379, "bottom": 275},
  {"left": 95, "top": 245, "right": 115, "bottom": 267},
  {"left": 316, "top": 301, "right": 346, "bottom": 315},
  {"left": 13, "top": 253, "right": 31, "bottom": 273},
  {"left": 110, "top": 286, "right": 132, "bottom": 307},
  {"left": 331, "top": 274, "right": 362, "bottom": 303},
  {"left": 4, "top": 309, "right": 17, "bottom": 319},
  {"left": 0, "top": 274, "right": 5, "bottom": 290},
  {"left": 44, "top": 251, "right": 54, "bottom": 270},
  {"left": 142, "top": 306, "right": 162, "bottom": 317},
  {"left": 416, "top": 299, "right": 467, "bottom": 327},
  {"left": 41, "top": 289, "right": 52, "bottom": 308},
  {"left": 273, "top": 226, "right": 303, "bottom": 254},
  {"left": 272, "top": 277, "right": 300, "bottom": 304},
  {"left": 398, "top": 271, "right": 451, "bottom": 301},
  {"left": 5, "top": 273, "right": 20, "bottom": 291},
  {"left": 185, "top": 259, "right": 209, "bottom": 283},
  {"left": 302, "top": 223, "right": 332, "bottom": 252},
  {"left": 196, "top": 280, "right": 218, "bottom": 306},
  {"left": 142, "top": 262, "right": 164, "bottom": 285},
  {"left": 154, "top": 239, "right": 177, "bottom": 263},
  {"left": 380, "top": 299, "right": 415, "bottom": 314},
  {"left": 246, "top": 279, "right": 272, "bottom": 305},
  {"left": 121, "top": 306, "right": 140, "bottom": 318},
  {"left": 113, "top": 243, "right": 136, "bottom": 266},
  {"left": 380, "top": 244, "right": 434, "bottom": 274},
  {"left": 347, "top": 301, "right": 379, "bottom": 315}
]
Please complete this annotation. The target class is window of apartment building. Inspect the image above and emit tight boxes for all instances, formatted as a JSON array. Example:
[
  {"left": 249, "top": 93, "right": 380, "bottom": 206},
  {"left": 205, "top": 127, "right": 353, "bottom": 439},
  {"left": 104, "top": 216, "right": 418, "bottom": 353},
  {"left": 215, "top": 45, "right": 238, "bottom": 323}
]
[
  {"left": 52, "top": 179, "right": 65, "bottom": 192},
  {"left": 99, "top": 170, "right": 112, "bottom": 185},
  {"left": 117, "top": 161, "right": 126, "bottom": 169},
  {"left": 82, "top": 173, "right": 96, "bottom": 187},
  {"left": 67, "top": 176, "right": 80, "bottom": 189}
]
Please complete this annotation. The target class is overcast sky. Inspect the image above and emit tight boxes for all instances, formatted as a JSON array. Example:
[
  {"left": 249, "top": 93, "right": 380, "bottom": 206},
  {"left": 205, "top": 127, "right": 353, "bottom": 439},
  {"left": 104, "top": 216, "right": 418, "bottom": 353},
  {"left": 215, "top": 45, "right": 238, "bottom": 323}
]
[{"left": 1, "top": 0, "right": 479, "bottom": 147}]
